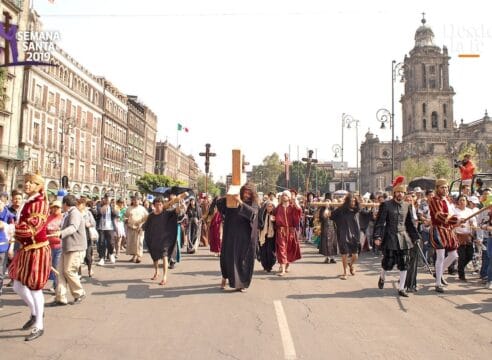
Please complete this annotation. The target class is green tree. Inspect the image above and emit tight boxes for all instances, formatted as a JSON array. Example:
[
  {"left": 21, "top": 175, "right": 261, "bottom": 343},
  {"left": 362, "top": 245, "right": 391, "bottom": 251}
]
[
  {"left": 251, "top": 153, "right": 284, "bottom": 194},
  {"left": 197, "top": 174, "right": 221, "bottom": 197},
  {"left": 432, "top": 156, "right": 452, "bottom": 179},
  {"left": 275, "top": 160, "right": 332, "bottom": 195},
  {"left": 136, "top": 173, "right": 181, "bottom": 194},
  {"left": 489, "top": 144, "right": 492, "bottom": 167},
  {"left": 398, "top": 158, "right": 431, "bottom": 181}
]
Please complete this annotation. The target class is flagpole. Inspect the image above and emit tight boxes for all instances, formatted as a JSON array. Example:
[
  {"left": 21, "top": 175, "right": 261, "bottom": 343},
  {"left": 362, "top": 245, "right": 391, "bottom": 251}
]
[
  {"left": 288, "top": 144, "right": 291, "bottom": 188},
  {"left": 297, "top": 145, "right": 300, "bottom": 190}
]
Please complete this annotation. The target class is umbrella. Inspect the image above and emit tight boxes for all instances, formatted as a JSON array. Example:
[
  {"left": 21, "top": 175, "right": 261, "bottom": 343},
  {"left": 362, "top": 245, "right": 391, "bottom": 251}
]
[
  {"left": 153, "top": 186, "right": 171, "bottom": 194},
  {"left": 152, "top": 186, "right": 195, "bottom": 200}
]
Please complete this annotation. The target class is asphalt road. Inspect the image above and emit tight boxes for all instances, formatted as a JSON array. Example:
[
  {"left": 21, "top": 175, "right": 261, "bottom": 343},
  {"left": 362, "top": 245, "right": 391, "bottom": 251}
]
[{"left": 1, "top": 243, "right": 491, "bottom": 360}]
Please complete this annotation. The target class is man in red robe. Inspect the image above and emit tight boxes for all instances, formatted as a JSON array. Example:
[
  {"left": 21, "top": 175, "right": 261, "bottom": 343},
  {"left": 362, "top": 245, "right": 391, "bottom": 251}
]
[
  {"left": 273, "top": 190, "right": 302, "bottom": 276},
  {"left": 9, "top": 172, "right": 51, "bottom": 341},
  {"left": 428, "top": 178, "right": 460, "bottom": 293}
]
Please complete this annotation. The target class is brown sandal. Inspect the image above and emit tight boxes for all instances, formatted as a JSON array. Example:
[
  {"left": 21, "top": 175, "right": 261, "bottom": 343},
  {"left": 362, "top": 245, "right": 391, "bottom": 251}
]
[{"left": 349, "top": 264, "right": 355, "bottom": 276}]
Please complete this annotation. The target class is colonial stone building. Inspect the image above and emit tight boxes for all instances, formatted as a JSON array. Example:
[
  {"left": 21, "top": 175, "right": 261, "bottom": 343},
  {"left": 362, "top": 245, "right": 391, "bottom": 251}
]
[
  {"left": 98, "top": 77, "right": 128, "bottom": 197},
  {"left": 360, "top": 17, "right": 492, "bottom": 193},
  {"left": 0, "top": 0, "right": 30, "bottom": 192},
  {"left": 126, "top": 95, "right": 146, "bottom": 193},
  {"left": 144, "top": 106, "right": 157, "bottom": 174},
  {"left": 18, "top": 11, "right": 104, "bottom": 198},
  {"left": 9, "top": 7, "right": 159, "bottom": 199},
  {"left": 154, "top": 140, "right": 199, "bottom": 189}
]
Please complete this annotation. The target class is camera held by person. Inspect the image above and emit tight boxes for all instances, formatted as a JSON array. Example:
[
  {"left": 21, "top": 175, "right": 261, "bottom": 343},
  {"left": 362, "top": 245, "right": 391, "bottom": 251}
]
[{"left": 453, "top": 159, "right": 463, "bottom": 168}]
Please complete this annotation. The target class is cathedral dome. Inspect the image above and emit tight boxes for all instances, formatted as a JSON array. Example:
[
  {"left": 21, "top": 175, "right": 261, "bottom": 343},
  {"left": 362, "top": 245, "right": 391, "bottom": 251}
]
[{"left": 414, "top": 17, "right": 435, "bottom": 47}]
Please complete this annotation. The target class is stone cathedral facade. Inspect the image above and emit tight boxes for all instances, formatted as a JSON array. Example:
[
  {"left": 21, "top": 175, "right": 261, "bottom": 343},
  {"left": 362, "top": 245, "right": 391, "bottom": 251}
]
[{"left": 360, "top": 17, "right": 492, "bottom": 193}]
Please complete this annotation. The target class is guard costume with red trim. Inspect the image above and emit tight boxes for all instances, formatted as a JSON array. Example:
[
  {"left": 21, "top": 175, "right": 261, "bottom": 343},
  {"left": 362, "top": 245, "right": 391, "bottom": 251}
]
[
  {"left": 9, "top": 191, "right": 51, "bottom": 290},
  {"left": 428, "top": 185, "right": 459, "bottom": 251}
]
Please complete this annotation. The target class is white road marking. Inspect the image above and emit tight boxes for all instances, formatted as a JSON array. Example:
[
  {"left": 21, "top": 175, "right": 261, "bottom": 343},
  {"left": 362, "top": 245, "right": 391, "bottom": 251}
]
[{"left": 274, "top": 300, "right": 297, "bottom": 360}]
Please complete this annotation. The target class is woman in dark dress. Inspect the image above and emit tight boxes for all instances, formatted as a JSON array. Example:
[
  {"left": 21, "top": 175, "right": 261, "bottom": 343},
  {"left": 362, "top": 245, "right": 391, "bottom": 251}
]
[
  {"left": 318, "top": 197, "right": 338, "bottom": 264},
  {"left": 217, "top": 183, "right": 259, "bottom": 292},
  {"left": 186, "top": 198, "right": 201, "bottom": 253},
  {"left": 143, "top": 196, "right": 186, "bottom": 285},
  {"left": 257, "top": 200, "right": 276, "bottom": 272},
  {"left": 330, "top": 193, "right": 360, "bottom": 280}
]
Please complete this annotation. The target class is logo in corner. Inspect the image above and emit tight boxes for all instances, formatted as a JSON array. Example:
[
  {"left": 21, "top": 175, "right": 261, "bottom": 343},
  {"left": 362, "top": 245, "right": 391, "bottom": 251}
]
[{"left": 0, "top": 15, "right": 59, "bottom": 68}]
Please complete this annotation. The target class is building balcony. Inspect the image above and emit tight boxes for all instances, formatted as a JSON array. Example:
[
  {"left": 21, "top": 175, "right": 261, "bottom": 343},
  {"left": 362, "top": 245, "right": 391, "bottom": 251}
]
[{"left": 0, "top": 145, "right": 29, "bottom": 161}]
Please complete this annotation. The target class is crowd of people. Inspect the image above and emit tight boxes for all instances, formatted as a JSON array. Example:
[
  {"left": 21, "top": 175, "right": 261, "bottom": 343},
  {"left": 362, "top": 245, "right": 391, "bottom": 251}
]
[{"left": 1, "top": 170, "right": 491, "bottom": 341}]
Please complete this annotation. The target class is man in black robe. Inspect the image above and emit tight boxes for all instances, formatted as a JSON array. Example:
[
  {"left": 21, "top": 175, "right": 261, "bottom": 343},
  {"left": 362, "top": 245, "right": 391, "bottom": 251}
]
[
  {"left": 143, "top": 194, "right": 186, "bottom": 285},
  {"left": 373, "top": 177, "right": 420, "bottom": 297},
  {"left": 217, "top": 183, "right": 259, "bottom": 292}
]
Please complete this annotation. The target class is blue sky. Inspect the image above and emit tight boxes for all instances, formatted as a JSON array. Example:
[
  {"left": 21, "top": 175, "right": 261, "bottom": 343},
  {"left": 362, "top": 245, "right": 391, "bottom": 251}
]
[{"left": 32, "top": 0, "right": 492, "bottom": 180}]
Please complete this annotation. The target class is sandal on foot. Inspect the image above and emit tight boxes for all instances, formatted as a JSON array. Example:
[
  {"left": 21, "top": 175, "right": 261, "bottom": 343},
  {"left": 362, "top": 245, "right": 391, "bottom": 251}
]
[
  {"left": 220, "top": 278, "right": 227, "bottom": 289},
  {"left": 340, "top": 275, "right": 347, "bottom": 280},
  {"left": 159, "top": 279, "right": 167, "bottom": 286},
  {"left": 150, "top": 274, "right": 158, "bottom": 280},
  {"left": 349, "top": 264, "right": 355, "bottom": 276}
]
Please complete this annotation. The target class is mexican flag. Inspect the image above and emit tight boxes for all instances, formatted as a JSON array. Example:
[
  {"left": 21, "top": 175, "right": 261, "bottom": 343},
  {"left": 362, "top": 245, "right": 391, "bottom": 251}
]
[{"left": 177, "top": 123, "right": 189, "bottom": 132}]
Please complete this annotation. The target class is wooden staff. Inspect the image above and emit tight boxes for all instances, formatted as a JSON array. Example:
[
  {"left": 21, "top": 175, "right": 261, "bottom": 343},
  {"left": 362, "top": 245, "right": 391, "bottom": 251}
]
[
  {"left": 310, "top": 201, "right": 380, "bottom": 208},
  {"left": 460, "top": 204, "right": 492, "bottom": 223},
  {"left": 163, "top": 192, "right": 189, "bottom": 210}
]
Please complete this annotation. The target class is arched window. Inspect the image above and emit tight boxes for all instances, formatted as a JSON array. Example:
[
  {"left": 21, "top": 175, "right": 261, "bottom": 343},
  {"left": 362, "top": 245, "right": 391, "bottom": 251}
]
[
  {"left": 443, "top": 103, "right": 447, "bottom": 115},
  {"left": 422, "top": 103, "right": 427, "bottom": 115},
  {"left": 431, "top": 111, "right": 438, "bottom": 128},
  {"left": 423, "top": 119, "right": 427, "bottom": 129},
  {"left": 443, "top": 118, "right": 447, "bottom": 128}
]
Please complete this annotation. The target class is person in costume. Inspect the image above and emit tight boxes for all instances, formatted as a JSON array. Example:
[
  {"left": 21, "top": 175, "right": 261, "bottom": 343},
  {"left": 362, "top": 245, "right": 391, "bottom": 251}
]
[
  {"left": 124, "top": 195, "right": 148, "bottom": 263},
  {"left": 185, "top": 198, "right": 201, "bottom": 253},
  {"left": 8, "top": 172, "right": 51, "bottom": 341},
  {"left": 207, "top": 197, "right": 223, "bottom": 256},
  {"left": 217, "top": 183, "right": 259, "bottom": 291},
  {"left": 143, "top": 194, "right": 187, "bottom": 285},
  {"left": 318, "top": 192, "right": 337, "bottom": 264},
  {"left": 257, "top": 200, "right": 277, "bottom": 272},
  {"left": 304, "top": 192, "right": 317, "bottom": 243},
  {"left": 330, "top": 192, "right": 360, "bottom": 280},
  {"left": 374, "top": 176, "right": 420, "bottom": 297},
  {"left": 428, "top": 178, "right": 461, "bottom": 293},
  {"left": 273, "top": 190, "right": 302, "bottom": 276}
]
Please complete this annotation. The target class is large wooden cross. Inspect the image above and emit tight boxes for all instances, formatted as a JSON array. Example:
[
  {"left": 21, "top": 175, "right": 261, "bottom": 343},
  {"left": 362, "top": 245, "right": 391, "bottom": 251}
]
[
  {"left": 226, "top": 149, "right": 242, "bottom": 207},
  {"left": 199, "top": 143, "right": 216, "bottom": 194},
  {"left": 301, "top": 149, "right": 318, "bottom": 194}
]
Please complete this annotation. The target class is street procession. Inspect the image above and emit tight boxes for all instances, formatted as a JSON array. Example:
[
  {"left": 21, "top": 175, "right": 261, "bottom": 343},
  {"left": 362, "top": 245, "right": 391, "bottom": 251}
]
[{"left": 1, "top": 1, "right": 492, "bottom": 359}]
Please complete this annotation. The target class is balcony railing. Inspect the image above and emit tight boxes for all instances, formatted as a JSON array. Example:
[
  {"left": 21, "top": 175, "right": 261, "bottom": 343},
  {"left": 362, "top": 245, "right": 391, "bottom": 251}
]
[{"left": 0, "top": 145, "right": 29, "bottom": 161}]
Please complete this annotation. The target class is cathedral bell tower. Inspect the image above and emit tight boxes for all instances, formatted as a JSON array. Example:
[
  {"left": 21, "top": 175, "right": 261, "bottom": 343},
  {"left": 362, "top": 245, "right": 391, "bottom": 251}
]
[{"left": 401, "top": 15, "right": 455, "bottom": 143}]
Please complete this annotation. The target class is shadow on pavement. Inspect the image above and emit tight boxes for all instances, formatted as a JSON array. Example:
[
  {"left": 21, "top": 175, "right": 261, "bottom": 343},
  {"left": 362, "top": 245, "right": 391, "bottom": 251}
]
[{"left": 90, "top": 283, "right": 224, "bottom": 299}]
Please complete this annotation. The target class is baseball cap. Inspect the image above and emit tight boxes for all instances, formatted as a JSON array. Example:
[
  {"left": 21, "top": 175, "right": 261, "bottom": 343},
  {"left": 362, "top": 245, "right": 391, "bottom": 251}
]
[
  {"left": 50, "top": 200, "right": 62, "bottom": 208},
  {"left": 469, "top": 196, "right": 480, "bottom": 205}
]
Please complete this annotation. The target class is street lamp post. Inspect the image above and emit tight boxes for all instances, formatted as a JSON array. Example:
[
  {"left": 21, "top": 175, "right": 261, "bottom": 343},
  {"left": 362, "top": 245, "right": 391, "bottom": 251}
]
[
  {"left": 376, "top": 108, "right": 393, "bottom": 183},
  {"left": 342, "top": 113, "right": 360, "bottom": 194},
  {"left": 59, "top": 115, "right": 75, "bottom": 189},
  {"left": 332, "top": 144, "right": 342, "bottom": 190}
]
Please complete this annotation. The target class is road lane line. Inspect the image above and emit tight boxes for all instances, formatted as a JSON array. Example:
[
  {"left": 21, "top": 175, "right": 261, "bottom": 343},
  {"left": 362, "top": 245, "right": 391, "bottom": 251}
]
[{"left": 273, "top": 300, "right": 297, "bottom": 360}]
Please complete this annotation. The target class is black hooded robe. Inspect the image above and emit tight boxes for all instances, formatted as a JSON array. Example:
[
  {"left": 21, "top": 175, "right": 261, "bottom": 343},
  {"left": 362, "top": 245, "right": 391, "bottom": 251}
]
[{"left": 217, "top": 198, "right": 258, "bottom": 289}]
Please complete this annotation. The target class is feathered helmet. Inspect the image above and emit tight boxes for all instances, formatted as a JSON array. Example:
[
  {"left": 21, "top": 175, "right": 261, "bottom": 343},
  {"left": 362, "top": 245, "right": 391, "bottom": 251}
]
[
  {"left": 392, "top": 175, "right": 406, "bottom": 193},
  {"left": 24, "top": 171, "right": 45, "bottom": 187},
  {"left": 435, "top": 178, "right": 449, "bottom": 189}
]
